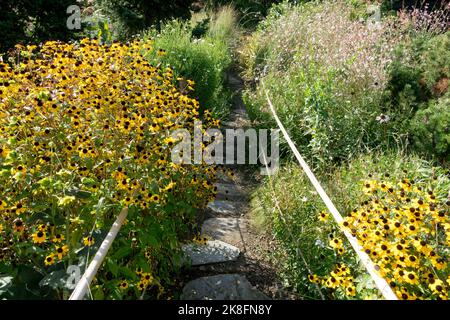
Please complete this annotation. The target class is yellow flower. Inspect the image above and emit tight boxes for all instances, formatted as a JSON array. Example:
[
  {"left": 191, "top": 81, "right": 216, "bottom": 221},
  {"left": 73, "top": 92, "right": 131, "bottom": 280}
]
[
  {"left": 141, "top": 272, "right": 154, "bottom": 285},
  {"left": 83, "top": 236, "right": 95, "bottom": 246},
  {"left": 55, "top": 245, "right": 69, "bottom": 259},
  {"left": 52, "top": 234, "right": 65, "bottom": 243},
  {"left": 362, "top": 180, "right": 377, "bottom": 194},
  {"left": 119, "top": 280, "right": 129, "bottom": 290},
  {"left": 156, "top": 48, "right": 167, "bottom": 56},
  {"left": 429, "top": 279, "right": 445, "bottom": 295},
  {"left": 32, "top": 231, "right": 46, "bottom": 244},
  {"left": 308, "top": 274, "right": 320, "bottom": 284},
  {"left": 44, "top": 254, "right": 55, "bottom": 266},
  {"left": 318, "top": 211, "right": 329, "bottom": 222},
  {"left": 345, "top": 285, "right": 356, "bottom": 297},
  {"left": 0, "top": 146, "right": 10, "bottom": 158}
]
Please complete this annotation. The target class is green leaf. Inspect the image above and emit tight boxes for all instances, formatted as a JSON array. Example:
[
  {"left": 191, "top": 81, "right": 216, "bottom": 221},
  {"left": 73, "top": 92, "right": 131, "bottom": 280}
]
[
  {"left": 39, "top": 270, "right": 67, "bottom": 290},
  {"left": 106, "top": 258, "right": 119, "bottom": 277},
  {"left": 111, "top": 246, "right": 131, "bottom": 260}
]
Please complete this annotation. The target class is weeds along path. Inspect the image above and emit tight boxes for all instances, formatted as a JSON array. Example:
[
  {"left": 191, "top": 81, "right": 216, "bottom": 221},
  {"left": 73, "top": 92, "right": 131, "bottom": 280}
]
[{"left": 178, "top": 67, "right": 294, "bottom": 300}]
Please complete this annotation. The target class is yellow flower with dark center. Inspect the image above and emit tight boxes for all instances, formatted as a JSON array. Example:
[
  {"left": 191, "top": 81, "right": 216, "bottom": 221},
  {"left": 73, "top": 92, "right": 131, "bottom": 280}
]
[
  {"left": 0, "top": 146, "right": 10, "bottom": 158},
  {"left": 362, "top": 180, "right": 377, "bottom": 194},
  {"left": 308, "top": 274, "right": 320, "bottom": 284},
  {"left": 13, "top": 219, "right": 25, "bottom": 233},
  {"left": 52, "top": 234, "right": 65, "bottom": 243},
  {"left": 119, "top": 280, "right": 129, "bottom": 290},
  {"left": 141, "top": 273, "right": 153, "bottom": 285},
  {"left": 32, "top": 231, "right": 46, "bottom": 244},
  {"left": 44, "top": 254, "right": 55, "bottom": 266},
  {"left": 318, "top": 211, "right": 329, "bottom": 222},
  {"left": 83, "top": 236, "right": 95, "bottom": 246},
  {"left": 55, "top": 245, "right": 69, "bottom": 259}
]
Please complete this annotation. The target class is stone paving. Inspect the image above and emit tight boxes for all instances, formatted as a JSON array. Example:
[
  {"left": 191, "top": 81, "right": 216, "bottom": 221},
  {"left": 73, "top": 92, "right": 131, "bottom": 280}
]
[{"left": 181, "top": 73, "right": 269, "bottom": 300}]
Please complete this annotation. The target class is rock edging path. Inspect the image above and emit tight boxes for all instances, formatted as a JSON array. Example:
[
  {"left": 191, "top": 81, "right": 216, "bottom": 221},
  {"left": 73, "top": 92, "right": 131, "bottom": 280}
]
[{"left": 179, "top": 71, "right": 273, "bottom": 300}]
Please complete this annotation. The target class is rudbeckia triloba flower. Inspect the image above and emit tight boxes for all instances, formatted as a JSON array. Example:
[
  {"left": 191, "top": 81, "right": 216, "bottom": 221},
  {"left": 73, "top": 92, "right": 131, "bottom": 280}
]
[
  {"left": 0, "top": 38, "right": 221, "bottom": 299},
  {"left": 315, "top": 171, "right": 449, "bottom": 300},
  {"left": 32, "top": 231, "right": 46, "bottom": 244},
  {"left": 83, "top": 236, "right": 95, "bottom": 247}
]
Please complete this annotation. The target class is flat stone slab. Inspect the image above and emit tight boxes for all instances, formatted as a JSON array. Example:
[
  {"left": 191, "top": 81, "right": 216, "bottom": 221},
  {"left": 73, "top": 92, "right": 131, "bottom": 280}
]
[
  {"left": 215, "top": 183, "right": 245, "bottom": 200},
  {"left": 207, "top": 200, "right": 245, "bottom": 216},
  {"left": 181, "top": 274, "right": 270, "bottom": 300},
  {"left": 182, "top": 240, "right": 240, "bottom": 266},
  {"left": 201, "top": 218, "right": 243, "bottom": 249}
]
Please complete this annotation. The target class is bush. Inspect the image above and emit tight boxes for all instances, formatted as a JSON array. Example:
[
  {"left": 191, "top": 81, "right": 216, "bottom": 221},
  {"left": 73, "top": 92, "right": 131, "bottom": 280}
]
[
  {"left": 251, "top": 152, "right": 450, "bottom": 299},
  {"left": 383, "top": 29, "right": 449, "bottom": 161},
  {"left": 205, "top": 0, "right": 282, "bottom": 28},
  {"left": 410, "top": 94, "right": 450, "bottom": 161},
  {"left": 241, "top": 0, "right": 399, "bottom": 167},
  {"left": 0, "top": 39, "right": 220, "bottom": 299},
  {"left": 144, "top": 8, "right": 239, "bottom": 118},
  {"left": 95, "top": 0, "right": 195, "bottom": 39},
  {"left": 0, "top": 0, "right": 82, "bottom": 53}
]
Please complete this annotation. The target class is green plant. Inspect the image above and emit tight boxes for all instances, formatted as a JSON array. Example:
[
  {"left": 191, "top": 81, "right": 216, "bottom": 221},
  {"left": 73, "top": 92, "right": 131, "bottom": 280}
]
[
  {"left": 0, "top": 38, "right": 220, "bottom": 299},
  {"left": 0, "top": 0, "right": 83, "bottom": 53},
  {"left": 144, "top": 15, "right": 236, "bottom": 119},
  {"left": 242, "top": 1, "right": 400, "bottom": 167},
  {"left": 95, "top": 0, "right": 195, "bottom": 40},
  {"left": 251, "top": 151, "right": 450, "bottom": 299},
  {"left": 410, "top": 94, "right": 450, "bottom": 161}
]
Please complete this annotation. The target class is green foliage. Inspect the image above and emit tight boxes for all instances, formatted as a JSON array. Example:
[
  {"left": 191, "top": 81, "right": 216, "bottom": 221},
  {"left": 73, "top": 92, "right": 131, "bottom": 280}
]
[
  {"left": 144, "top": 12, "right": 237, "bottom": 118},
  {"left": 383, "top": 31, "right": 449, "bottom": 161},
  {"left": 251, "top": 151, "right": 450, "bottom": 298},
  {"left": 241, "top": 1, "right": 398, "bottom": 167},
  {"left": 205, "top": 0, "right": 284, "bottom": 28},
  {"left": 0, "top": 0, "right": 82, "bottom": 53},
  {"left": 410, "top": 95, "right": 450, "bottom": 161},
  {"left": 95, "top": 0, "right": 195, "bottom": 40}
]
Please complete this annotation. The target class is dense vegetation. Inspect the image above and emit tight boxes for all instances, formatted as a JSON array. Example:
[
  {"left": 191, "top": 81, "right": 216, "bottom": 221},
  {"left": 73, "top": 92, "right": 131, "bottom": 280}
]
[
  {"left": 244, "top": 0, "right": 450, "bottom": 300},
  {"left": 0, "top": 4, "right": 237, "bottom": 299},
  {"left": 0, "top": 0, "right": 448, "bottom": 300}
]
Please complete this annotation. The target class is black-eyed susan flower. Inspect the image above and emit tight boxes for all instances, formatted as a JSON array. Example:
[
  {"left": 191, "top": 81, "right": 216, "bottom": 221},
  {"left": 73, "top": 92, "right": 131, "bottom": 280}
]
[
  {"left": 318, "top": 211, "right": 329, "bottom": 222},
  {"left": 32, "top": 231, "right": 46, "bottom": 244},
  {"left": 0, "top": 146, "right": 10, "bottom": 158},
  {"left": 55, "top": 245, "right": 69, "bottom": 259},
  {"left": 83, "top": 236, "right": 95, "bottom": 246},
  {"left": 52, "top": 234, "right": 65, "bottom": 243},
  {"left": 44, "top": 254, "right": 55, "bottom": 266},
  {"left": 119, "top": 280, "right": 129, "bottom": 290},
  {"left": 308, "top": 274, "right": 320, "bottom": 284},
  {"left": 141, "top": 273, "right": 153, "bottom": 284},
  {"left": 13, "top": 219, "right": 25, "bottom": 233}
]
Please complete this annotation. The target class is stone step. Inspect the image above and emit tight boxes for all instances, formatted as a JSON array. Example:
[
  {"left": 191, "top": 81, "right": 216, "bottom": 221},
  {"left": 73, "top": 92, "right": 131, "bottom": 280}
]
[
  {"left": 206, "top": 200, "right": 246, "bottom": 216},
  {"left": 201, "top": 217, "right": 244, "bottom": 250},
  {"left": 181, "top": 274, "right": 270, "bottom": 300},
  {"left": 182, "top": 240, "right": 240, "bottom": 266},
  {"left": 215, "top": 183, "right": 246, "bottom": 200}
]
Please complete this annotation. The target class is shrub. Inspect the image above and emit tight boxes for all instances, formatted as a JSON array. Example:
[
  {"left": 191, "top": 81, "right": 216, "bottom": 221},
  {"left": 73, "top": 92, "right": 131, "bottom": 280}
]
[
  {"left": 251, "top": 152, "right": 450, "bottom": 299},
  {"left": 383, "top": 27, "right": 449, "bottom": 160},
  {"left": 241, "top": 0, "right": 399, "bottom": 166},
  {"left": 0, "top": 0, "right": 82, "bottom": 53},
  {"left": 144, "top": 13, "right": 237, "bottom": 119},
  {"left": 95, "top": 0, "right": 195, "bottom": 39},
  {"left": 205, "top": 0, "right": 281, "bottom": 28},
  {"left": 0, "top": 39, "right": 220, "bottom": 299},
  {"left": 410, "top": 94, "right": 450, "bottom": 161}
]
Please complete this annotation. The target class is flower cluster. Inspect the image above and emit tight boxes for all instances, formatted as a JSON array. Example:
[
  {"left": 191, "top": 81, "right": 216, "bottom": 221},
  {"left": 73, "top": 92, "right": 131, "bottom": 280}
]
[
  {"left": 311, "top": 171, "right": 449, "bottom": 300},
  {"left": 308, "top": 263, "right": 356, "bottom": 297},
  {"left": 0, "top": 38, "right": 221, "bottom": 298}
]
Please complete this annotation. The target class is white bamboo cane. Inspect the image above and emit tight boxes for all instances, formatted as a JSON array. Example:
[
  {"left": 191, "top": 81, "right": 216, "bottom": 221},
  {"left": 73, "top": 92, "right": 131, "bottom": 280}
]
[
  {"left": 262, "top": 82, "right": 398, "bottom": 300},
  {"left": 69, "top": 207, "right": 129, "bottom": 300}
]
